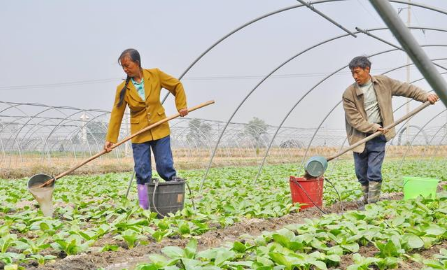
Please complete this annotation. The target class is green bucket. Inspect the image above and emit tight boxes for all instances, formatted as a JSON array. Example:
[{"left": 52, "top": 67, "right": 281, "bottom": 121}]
[{"left": 403, "top": 176, "right": 440, "bottom": 200}]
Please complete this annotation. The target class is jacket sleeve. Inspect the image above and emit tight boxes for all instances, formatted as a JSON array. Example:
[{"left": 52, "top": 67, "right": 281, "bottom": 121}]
[
  {"left": 387, "top": 76, "right": 428, "bottom": 102},
  {"left": 343, "top": 93, "right": 380, "bottom": 133},
  {"left": 157, "top": 69, "right": 187, "bottom": 111},
  {"left": 106, "top": 86, "right": 126, "bottom": 143}
]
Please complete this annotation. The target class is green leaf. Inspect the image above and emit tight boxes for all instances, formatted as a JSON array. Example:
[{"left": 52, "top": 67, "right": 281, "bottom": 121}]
[
  {"left": 425, "top": 225, "right": 446, "bottom": 236},
  {"left": 158, "top": 221, "right": 170, "bottom": 230},
  {"left": 272, "top": 234, "right": 289, "bottom": 248},
  {"left": 326, "top": 254, "right": 341, "bottom": 262},
  {"left": 101, "top": 244, "right": 119, "bottom": 252},
  {"left": 181, "top": 258, "right": 202, "bottom": 270},
  {"left": 405, "top": 234, "right": 424, "bottom": 249},
  {"left": 162, "top": 246, "right": 185, "bottom": 259},
  {"left": 269, "top": 252, "right": 291, "bottom": 268},
  {"left": 256, "top": 256, "right": 274, "bottom": 266},
  {"left": 4, "top": 265, "right": 18, "bottom": 270},
  {"left": 164, "top": 266, "right": 180, "bottom": 270},
  {"left": 214, "top": 250, "right": 235, "bottom": 266},
  {"left": 39, "top": 222, "right": 50, "bottom": 231},
  {"left": 232, "top": 241, "right": 246, "bottom": 253},
  {"left": 152, "top": 230, "right": 168, "bottom": 242},
  {"left": 185, "top": 239, "right": 198, "bottom": 259},
  {"left": 341, "top": 242, "right": 359, "bottom": 253},
  {"left": 197, "top": 249, "right": 218, "bottom": 260},
  {"left": 311, "top": 260, "right": 328, "bottom": 270},
  {"left": 148, "top": 254, "right": 168, "bottom": 266},
  {"left": 390, "top": 216, "right": 405, "bottom": 227},
  {"left": 327, "top": 245, "right": 344, "bottom": 256},
  {"left": 135, "top": 264, "right": 160, "bottom": 270},
  {"left": 179, "top": 222, "right": 191, "bottom": 235}
]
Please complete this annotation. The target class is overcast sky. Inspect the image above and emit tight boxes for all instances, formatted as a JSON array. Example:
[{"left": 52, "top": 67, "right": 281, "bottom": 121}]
[{"left": 1, "top": 0, "right": 447, "bottom": 129}]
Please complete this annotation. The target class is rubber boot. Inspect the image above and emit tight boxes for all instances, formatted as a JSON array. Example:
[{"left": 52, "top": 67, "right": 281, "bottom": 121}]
[
  {"left": 137, "top": 184, "right": 149, "bottom": 210},
  {"left": 368, "top": 181, "right": 382, "bottom": 204},
  {"left": 357, "top": 184, "right": 369, "bottom": 210}
]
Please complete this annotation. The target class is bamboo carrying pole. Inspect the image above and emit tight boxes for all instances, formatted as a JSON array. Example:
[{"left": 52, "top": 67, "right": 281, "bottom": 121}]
[
  {"left": 36, "top": 100, "right": 215, "bottom": 188},
  {"left": 327, "top": 100, "right": 431, "bottom": 161}
]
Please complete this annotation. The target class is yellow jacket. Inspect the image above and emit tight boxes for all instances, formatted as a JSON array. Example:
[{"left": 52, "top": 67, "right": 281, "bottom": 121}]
[{"left": 106, "top": 68, "right": 187, "bottom": 143}]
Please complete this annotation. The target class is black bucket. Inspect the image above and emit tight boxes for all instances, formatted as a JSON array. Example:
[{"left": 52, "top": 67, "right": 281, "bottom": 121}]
[{"left": 147, "top": 179, "right": 185, "bottom": 218}]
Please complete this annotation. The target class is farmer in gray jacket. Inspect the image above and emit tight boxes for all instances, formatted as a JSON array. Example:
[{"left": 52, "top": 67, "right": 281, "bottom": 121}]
[{"left": 342, "top": 56, "right": 439, "bottom": 207}]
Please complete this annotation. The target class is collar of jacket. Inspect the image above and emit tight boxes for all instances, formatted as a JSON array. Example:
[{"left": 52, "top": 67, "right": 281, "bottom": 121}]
[
  {"left": 126, "top": 69, "right": 152, "bottom": 102},
  {"left": 355, "top": 75, "right": 377, "bottom": 96}
]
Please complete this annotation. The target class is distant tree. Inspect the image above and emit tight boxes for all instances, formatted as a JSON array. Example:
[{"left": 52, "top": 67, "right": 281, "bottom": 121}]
[
  {"left": 245, "top": 117, "right": 267, "bottom": 148},
  {"left": 186, "top": 119, "right": 212, "bottom": 147},
  {"left": 280, "top": 139, "right": 304, "bottom": 148}
]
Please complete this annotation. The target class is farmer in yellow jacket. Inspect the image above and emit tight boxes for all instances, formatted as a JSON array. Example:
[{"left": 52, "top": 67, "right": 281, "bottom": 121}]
[{"left": 104, "top": 48, "right": 187, "bottom": 209}]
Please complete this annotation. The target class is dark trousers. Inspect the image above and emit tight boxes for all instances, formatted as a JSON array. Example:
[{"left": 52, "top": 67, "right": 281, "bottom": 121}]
[
  {"left": 353, "top": 135, "right": 386, "bottom": 186},
  {"left": 132, "top": 135, "right": 176, "bottom": 184}
]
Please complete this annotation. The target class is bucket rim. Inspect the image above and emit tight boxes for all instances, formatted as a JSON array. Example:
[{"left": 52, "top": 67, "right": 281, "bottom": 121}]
[
  {"left": 147, "top": 181, "right": 186, "bottom": 186},
  {"left": 403, "top": 176, "right": 440, "bottom": 181},
  {"left": 28, "top": 173, "right": 55, "bottom": 188},
  {"left": 290, "top": 176, "right": 324, "bottom": 182},
  {"left": 402, "top": 176, "right": 440, "bottom": 187}
]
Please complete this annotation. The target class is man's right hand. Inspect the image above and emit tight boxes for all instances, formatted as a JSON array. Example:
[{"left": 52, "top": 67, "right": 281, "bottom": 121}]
[
  {"left": 427, "top": 93, "right": 439, "bottom": 104},
  {"left": 104, "top": 141, "right": 114, "bottom": 152},
  {"left": 377, "top": 126, "right": 389, "bottom": 134}
]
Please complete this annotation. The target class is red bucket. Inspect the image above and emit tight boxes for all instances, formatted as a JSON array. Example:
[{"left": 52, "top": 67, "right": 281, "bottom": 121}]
[{"left": 289, "top": 176, "right": 324, "bottom": 210}]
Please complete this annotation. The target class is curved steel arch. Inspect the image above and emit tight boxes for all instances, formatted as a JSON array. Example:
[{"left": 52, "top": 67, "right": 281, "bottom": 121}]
[
  {"left": 356, "top": 28, "right": 447, "bottom": 71},
  {"left": 69, "top": 111, "right": 117, "bottom": 158},
  {"left": 197, "top": 23, "right": 447, "bottom": 188},
  {"left": 396, "top": 109, "right": 447, "bottom": 174},
  {"left": 252, "top": 42, "right": 447, "bottom": 182},
  {"left": 381, "top": 57, "right": 447, "bottom": 75},
  {"left": 42, "top": 110, "right": 95, "bottom": 156},
  {"left": 0, "top": 103, "right": 32, "bottom": 155},
  {"left": 298, "top": 56, "right": 447, "bottom": 171},
  {"left": 182, "top": 119, "right": 214, "bottom": 149},
  {"left": 1, "top": 115, "right": 34, "bottom": 164},
  {"left": 0, "top": 102, "right": 28, "bottom": 115},
  {"left": 47, "top": 114, "right": 120, "bottom": 167},
  {"left": 9, "top": 105, "right": 72, "bottom": 161},
  {"left": 21, "top": 121, "right": 60, "bottom": 157},
  {"left": 20, "top": 117, "right": 63, "bottom": 150},
  {"left": 3, "top": 0, "right": 447, "bottom": 178},
  {"left": 204, "top": 1, "right": 447, "bottom": 185},
  {"left": 397, "top": 125, "right": 429, "bottom": 145},
  {"left": 305, "top": 85, "right": 442, "bottom": 177},
  {"left": 27, "top": 121, "right": 80, "bottom": 161},
  {"left": 428, "top": 123, "right": 447, "bottom": 164},
  {"left": 199, "top": 33, "right": 353, "bottom": 188},
  {"left": 160, "top": 0, "right": 447, "bottom": 104},
  {"left": 161, "top": 0, "right": 348, "bottom": 104},
  {"left": 166, "top": 0, "right": 447, "bottom": 186}
]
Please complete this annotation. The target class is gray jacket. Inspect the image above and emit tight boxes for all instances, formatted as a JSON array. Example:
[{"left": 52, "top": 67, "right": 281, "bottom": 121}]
[{"left": 342, "top": 75, "right": 428, "bottom": 153}]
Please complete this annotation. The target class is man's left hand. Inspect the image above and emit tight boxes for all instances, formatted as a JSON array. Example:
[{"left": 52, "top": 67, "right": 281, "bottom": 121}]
[
  {"left": 427, "top": 93, "right": 439, "bottom": 104},
  {"left": 179, "top": 108, "right": 188, "bottom": 117}
]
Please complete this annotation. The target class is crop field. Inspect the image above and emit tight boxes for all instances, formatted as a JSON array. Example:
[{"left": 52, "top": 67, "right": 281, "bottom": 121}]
[{"left": 1, "top": 158, "right": 446, "bottom": 270}]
